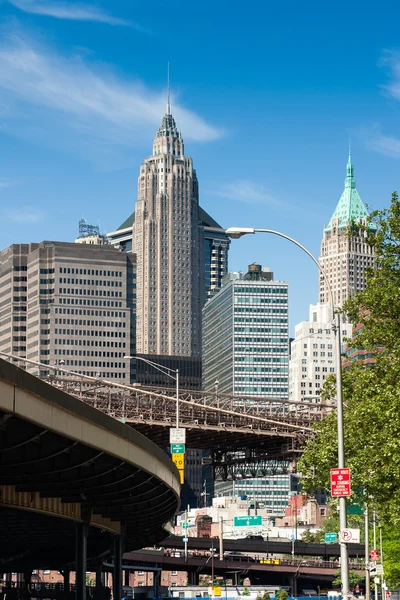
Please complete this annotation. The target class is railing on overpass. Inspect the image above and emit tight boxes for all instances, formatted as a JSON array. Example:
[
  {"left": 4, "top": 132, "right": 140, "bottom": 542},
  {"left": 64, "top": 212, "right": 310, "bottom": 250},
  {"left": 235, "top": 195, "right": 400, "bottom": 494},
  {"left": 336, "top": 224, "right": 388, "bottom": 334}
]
[{"left": 0, "top": 353, "right": 331, "bottom": 473}]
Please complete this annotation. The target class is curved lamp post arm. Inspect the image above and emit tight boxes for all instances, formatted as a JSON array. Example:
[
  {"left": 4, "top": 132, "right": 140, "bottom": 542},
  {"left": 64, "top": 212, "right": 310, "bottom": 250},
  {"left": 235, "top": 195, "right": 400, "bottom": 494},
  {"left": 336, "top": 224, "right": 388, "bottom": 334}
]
[{"left": 225, "top": 225, "right": 349, "bottom": 600}]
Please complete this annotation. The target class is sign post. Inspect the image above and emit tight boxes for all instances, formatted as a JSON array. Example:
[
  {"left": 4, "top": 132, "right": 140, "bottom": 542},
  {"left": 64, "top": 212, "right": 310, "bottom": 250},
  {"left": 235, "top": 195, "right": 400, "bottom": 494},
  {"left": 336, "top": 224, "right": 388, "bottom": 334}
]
[
  {"left": 330, "top": 468, "right": 351, "bottom": 497},
  {"left": 170, "top": 429, "right": 186, "bottom": 483}
]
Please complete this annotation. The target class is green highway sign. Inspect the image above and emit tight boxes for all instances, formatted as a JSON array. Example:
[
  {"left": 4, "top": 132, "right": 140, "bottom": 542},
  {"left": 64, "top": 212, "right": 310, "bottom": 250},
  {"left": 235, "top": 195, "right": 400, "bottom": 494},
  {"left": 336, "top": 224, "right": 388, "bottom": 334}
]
[
  {"left": 325, "top": 532, "right": 337, "bottom": 543},
  {"left": 347, "top": 504, "right": 364, "bottom": 515},
  {"left": 234, "top": 515, "right": 262, "bottom": 527},
  {"left": 171, "top": 443, "right": 185, "bottom": 454},
  {"left": 182, "top": 522, "right": 189, "bottom": 529}
]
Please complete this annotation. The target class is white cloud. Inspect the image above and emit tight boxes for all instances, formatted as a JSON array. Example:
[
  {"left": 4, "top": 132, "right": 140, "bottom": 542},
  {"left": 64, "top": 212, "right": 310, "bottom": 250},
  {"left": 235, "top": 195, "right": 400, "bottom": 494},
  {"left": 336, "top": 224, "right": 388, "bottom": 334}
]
[
  {"left": 367, "top": 130, "right": 400, "bottom": 159},
  {"left": 210, "top": 180, "right": 285, "bottom": 206},
  {"left": 0, "top": 34, "right": 222, "bottom": 154},
  {"left": 381, "top": 50, "right": 400, "bottom": 101},
  {"left": 362, "top": 53, "right": 400, "bottom": 159},
  {"left": 0, "top": 177, "right": 18, "bottom": 188},
  {"left": 1, "top": 207, "right": 44, "bottom": 222},
  {"left": 7, "top": 0, "right": 135, "bottom": 28}
]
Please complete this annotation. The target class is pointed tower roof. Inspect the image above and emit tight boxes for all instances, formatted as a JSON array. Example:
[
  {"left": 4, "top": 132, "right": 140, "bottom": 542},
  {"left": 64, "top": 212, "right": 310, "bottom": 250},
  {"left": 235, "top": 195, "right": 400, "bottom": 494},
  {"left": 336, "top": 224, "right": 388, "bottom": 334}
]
[{"left": 324, "top": 152, "right": 369, "bottom": 232}]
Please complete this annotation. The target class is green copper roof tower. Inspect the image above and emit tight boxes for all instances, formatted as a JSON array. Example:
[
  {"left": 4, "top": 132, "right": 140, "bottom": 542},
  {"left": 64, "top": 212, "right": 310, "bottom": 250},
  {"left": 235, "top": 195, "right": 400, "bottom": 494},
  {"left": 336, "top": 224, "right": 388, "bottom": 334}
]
[
  {"left": 324, "top": 151, "right": 369, "bottom": 232},
  {"left": 319, "top": 150, "right": 375, "bottom": 307}
]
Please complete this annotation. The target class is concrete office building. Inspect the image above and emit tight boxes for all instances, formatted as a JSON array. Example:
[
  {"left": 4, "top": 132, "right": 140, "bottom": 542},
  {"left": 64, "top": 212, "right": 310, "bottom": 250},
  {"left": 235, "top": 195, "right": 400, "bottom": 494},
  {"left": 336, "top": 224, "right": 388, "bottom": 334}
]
[
  {"left": 289, "top": 303, "right": 352, "bottom": 403},
  {"left": 108, "top": 208, "right": 230, "bottom": 301},
  {"left": 202, "top": 263, "right": 289, "bottom": 398},
  {"left": 0, "top": 241, "right": 133, "bottom": 381},
  {"left": 319, "top": 151, "right": 375, "bottom": 305},
  {"left": 133, "top": 102, "right": 204, "bottom": 357}
]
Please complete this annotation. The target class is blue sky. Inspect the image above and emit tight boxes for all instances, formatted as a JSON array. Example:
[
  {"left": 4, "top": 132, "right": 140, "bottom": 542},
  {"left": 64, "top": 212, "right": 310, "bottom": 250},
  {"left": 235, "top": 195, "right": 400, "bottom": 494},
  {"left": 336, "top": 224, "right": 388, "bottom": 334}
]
[{"left": 1, "top": 0, "right": 400, "bottom": 332}]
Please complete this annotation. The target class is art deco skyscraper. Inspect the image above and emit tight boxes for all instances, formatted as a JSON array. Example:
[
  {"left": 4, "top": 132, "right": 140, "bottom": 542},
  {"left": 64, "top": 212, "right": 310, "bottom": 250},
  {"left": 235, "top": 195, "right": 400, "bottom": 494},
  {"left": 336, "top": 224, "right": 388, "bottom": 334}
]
[
  {"left": 319, "top": 152, "right": 375, "bottom": 306},
  {"left": 133, "top": 100, "right": 204, "bottom": 356}
]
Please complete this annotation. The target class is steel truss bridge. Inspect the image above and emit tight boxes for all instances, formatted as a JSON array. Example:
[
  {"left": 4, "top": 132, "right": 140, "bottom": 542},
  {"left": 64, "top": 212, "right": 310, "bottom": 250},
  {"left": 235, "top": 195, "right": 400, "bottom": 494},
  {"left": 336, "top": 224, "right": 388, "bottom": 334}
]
[{"left": 2, "top": 354, "right": 331, "bottom": 480}]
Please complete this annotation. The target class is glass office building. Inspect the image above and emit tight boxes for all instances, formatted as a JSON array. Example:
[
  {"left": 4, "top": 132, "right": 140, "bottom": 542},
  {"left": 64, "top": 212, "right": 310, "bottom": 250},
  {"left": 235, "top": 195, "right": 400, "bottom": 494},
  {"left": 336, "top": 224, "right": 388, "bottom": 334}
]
[
  {"left": 202, "top": 263, "right": 289, "bottom": 397},
  {"left": 203, "top": 263, "right": 290, "bottom": 513}
]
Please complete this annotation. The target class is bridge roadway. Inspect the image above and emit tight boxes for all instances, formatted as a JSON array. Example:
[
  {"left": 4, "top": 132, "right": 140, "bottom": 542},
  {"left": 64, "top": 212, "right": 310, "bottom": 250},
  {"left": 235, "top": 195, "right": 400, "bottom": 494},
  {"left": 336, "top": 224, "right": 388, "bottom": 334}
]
[
  {"left": 159, "top": 536, "right": 366, "bottom": 558},
  {"left": 122, "top": 549, "right": 365, "bottom": 586},
  {"left": 0, "top": 354, "right": 331, "bottom": 475}
]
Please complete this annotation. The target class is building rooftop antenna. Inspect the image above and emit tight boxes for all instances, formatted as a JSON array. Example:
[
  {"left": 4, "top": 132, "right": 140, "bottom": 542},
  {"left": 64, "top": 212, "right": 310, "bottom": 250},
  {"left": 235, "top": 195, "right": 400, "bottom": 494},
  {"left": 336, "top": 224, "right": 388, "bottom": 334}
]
[{"left": 167, "top": 62, "right": 171, "bottom": 115}]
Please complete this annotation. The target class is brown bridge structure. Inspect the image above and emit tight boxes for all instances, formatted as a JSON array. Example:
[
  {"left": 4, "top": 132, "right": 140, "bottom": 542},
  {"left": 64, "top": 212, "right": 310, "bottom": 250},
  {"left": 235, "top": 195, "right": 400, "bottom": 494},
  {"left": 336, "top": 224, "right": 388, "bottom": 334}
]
[
  {"left": 0, "top": 358, "right": 180, "bottom": 600},
  {"left": 0, "top": 354, "right": 330, "bottom": 479}
]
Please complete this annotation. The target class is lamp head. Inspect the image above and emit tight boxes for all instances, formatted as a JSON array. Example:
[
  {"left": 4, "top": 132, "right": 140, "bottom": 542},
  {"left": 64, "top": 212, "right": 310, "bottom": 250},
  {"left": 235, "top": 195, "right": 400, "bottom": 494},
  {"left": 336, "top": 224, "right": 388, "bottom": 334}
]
[{"left": 225, "top": 227, "right": 256, "bottom": 239}]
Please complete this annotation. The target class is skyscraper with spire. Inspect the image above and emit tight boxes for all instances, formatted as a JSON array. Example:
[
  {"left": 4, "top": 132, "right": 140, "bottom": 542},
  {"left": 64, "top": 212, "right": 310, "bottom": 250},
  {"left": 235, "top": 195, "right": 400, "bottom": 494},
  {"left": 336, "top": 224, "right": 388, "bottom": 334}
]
[
  {"left": 318, "top": 151, "right": 375, "bottom": 306},
  {"left": 132, "top": 90, "right": 204, "bottom": 356},
  {"left": 289, "top": 151, "right": 374, "bottom": 403}
]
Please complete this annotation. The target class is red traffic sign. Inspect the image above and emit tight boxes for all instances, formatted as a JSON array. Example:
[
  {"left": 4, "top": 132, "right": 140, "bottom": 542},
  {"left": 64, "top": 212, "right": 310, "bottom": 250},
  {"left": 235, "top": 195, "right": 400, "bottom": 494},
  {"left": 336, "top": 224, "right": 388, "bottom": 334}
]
[
  {"left": 386, "top": 592, "right": 391, "bottom": 599},
  {"left": 371, "top": 549, "right": 379, "bottom": 561},
  {"left": 331, "top": 468, "right": 351, "bottom": 497}
]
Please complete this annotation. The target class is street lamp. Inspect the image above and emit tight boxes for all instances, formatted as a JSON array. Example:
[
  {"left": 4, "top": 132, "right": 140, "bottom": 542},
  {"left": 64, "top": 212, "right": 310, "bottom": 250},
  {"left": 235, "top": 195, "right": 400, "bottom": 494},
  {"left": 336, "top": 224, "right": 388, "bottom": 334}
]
[
  {"left": 124, "top": 356, "right": 180, "bottom": 428},
  {"left": 225, "top": 226, "right": 349, "bottom": 599}
]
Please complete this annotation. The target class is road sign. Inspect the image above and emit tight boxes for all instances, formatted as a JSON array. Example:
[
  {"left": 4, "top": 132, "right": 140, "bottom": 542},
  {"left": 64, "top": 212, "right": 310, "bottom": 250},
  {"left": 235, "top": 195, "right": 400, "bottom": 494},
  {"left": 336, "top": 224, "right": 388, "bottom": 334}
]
[
  {"left": 325, "top": 532, "right": 337, "bottom": 543},
  {"left": 183, "top": 537, "right": 188, "bottom": 542},
  {"left": 172, "top": 454, "right": 184, "bottom": 469},
  {"left": 347, "top": 503, "right": 364, "bottom": 515},
  {"left": 171, "top": 443, "right": 185, "bottom": 454},
  {"left": 339, "top": 528, "right": 360, "bottom": 543},
  {"left": 233, "top": 515, "right": 262, "bottom": 527},
  {"left": 370, "top": 565, "right": 384, "bottom": 575},
  {"left": 170, "top": 428, "right": 186, "bottom": 444},
  {"left": 290, "top": 535, "right": 295, "bottom": 541},
  {"left": 386, "top": 591, "right": 391, "bottom": 598},
  {"left": 371, "top": 549, "right": 379, "bottom": 561},
  {"left": 331, "top": 468, "right": 351, "bottom": 497},
  {"left": 208, "top": 587, "right": 221, "bottom": 597},
  {"left": 178, "top": 469, "right": 184, "bottom": 484}
]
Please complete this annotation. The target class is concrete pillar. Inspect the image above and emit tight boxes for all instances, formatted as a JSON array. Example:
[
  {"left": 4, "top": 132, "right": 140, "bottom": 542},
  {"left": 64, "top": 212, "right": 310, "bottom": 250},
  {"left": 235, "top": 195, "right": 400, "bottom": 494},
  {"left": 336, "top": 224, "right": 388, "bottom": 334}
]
[
  {"left": 63, "top": 569, "right": 71, "bottom": 592},
  {"left": 95, "top": 561, "right": 102, "bottom": 589},
  {"left": 124, "top": 570, "right": 130, "bottom": 587},
  {"left": 75, "top": 523, "right": 87, "bottom": 600},
  {"left": 113, "top": 535, "right": 122, "bottom": 600},
  {"left": 153, "top": 571, "right": 160, "bottom": 600},
  {"left": 291, "top": 575, "right": 297, "bottom": 597},
  {"left": 188, "top": 571, "right": 198, "bottom": 586}
]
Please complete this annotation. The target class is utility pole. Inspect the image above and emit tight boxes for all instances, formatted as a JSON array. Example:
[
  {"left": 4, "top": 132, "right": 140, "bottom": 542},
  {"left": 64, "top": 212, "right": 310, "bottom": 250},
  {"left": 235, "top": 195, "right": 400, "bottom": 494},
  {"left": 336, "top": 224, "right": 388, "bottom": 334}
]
[
  {"left": 219, "top": 517, "right": 224, "bottom": 561},
  {"left": 365, "top": 504, "right": 370, "bottom": 600},
  {"left": 184, "top": 508, "right": 188, "bottom": 563},
  {"left": 373, "top": 511, "right": 378, "bottom": 600},
  {"left": 211, "top": 538, "right": 215, "bottom": 600}
]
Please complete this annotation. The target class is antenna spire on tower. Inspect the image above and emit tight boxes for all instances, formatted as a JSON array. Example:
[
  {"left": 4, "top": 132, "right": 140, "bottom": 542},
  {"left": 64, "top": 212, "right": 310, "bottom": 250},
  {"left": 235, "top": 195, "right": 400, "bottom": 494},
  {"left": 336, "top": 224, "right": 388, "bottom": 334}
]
[{"left": 167, "top": 62, "right": 171, "bottom": 115}]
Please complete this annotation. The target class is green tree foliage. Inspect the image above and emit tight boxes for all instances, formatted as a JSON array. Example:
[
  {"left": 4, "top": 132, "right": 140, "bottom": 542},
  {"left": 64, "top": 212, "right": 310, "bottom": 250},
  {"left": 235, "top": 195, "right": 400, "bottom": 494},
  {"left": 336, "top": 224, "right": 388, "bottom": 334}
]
[
  {"left": 256, "top": 592, "right": 271, "bottom": 600},
  {"left": 298, "top": 192, "right": 400, "bottom": 585},
  {"left": 299, "top": 193, "right": 400, "bottom": 517},
  {"left": 332, "top": 570, "right": 365, "bottom": 588},
  {"left": 301, "top": 503, "right": 365, "bottom": 543},
  {"left": 241, "top": 587, "right": 251, "bottom": 596},
  {"left": 275, "top": 589, "right": 288, "bottom": 600}
]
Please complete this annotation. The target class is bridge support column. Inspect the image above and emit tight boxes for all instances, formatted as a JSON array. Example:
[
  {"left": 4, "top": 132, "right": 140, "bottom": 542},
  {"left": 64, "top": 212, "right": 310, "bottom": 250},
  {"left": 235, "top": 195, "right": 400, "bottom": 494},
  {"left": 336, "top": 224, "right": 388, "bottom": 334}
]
[
  {"left": 64, "top": 569, "right": 70, "bottom": 588},
  {"left": 95, "top": 561, "right": 102, "bottom": 589},
  {"left": 290, "top": 575, "right": 297, "bottom": 597},
  {"left": 113, "top": 534, "right": 122, "bottom": 600},
  {"left": 124, "top": 569, "right": 130, "bottom": 587},
  {"left": 153, "top": 571, "right": 160, "bottom": 600},
  {"left": 75, "top": 523, "right": 87, "bottom": 600},
  {"left": 188, "top": 571, "right": 198, "bottom": 586}
]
